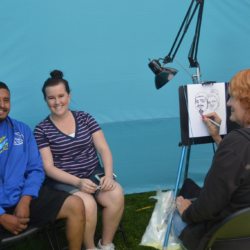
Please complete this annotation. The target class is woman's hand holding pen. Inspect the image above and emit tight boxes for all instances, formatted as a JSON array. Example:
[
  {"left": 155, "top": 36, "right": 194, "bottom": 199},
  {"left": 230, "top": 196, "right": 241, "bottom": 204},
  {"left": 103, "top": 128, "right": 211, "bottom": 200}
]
[{"left": 202, "top": 112, "right": 222, "bottom": 146}]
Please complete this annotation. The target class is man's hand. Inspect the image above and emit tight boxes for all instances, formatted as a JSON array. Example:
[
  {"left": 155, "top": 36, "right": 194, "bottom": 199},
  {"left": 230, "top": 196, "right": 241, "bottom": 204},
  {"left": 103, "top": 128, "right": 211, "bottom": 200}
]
[
  {"left": 0, "top": 213, "right": 29, "bottom": 235},
  {"left": 13, "top": 195, "right": 32, "bottom": 219},
  {"left": 176, "top": 196, "right": 192, "bottom": 216}
]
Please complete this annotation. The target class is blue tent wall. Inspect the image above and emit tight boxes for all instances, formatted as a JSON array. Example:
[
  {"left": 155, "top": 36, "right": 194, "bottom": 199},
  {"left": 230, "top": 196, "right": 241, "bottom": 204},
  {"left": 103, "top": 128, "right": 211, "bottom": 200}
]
[{"left": 0, "top": 0, "right": 249, "bottom": 193}]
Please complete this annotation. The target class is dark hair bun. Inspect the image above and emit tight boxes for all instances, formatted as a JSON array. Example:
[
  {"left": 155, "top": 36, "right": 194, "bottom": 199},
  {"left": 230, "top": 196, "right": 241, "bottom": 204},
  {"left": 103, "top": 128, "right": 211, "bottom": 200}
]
[{"left": 50, "top": 70, "right": 63, "bottom": 79}]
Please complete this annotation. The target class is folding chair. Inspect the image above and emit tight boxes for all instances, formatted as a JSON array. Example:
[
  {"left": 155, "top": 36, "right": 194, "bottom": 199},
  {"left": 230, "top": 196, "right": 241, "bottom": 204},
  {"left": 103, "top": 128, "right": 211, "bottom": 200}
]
[
  {"left": 205, "top": 207, "right": 250, "bottom": 250},
  {"left": 0, "top": 226, "right": 56, "bottom": 250}
]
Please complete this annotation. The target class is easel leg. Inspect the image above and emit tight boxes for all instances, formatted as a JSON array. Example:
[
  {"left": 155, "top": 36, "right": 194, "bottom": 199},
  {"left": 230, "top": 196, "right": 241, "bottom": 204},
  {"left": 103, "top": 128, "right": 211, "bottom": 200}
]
[
  {"left": 163, "top": 146, "right": 187, "bottom": 250},
  {"left": 184, "top": 146, "right": 191, "bottom": 180}
]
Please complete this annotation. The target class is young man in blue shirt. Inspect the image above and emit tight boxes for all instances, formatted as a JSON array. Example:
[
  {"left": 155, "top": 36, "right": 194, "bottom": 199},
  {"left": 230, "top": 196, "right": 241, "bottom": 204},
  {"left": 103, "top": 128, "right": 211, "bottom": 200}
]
[{"left": 0, "top": 82, "right": 85, "bottom": 250}]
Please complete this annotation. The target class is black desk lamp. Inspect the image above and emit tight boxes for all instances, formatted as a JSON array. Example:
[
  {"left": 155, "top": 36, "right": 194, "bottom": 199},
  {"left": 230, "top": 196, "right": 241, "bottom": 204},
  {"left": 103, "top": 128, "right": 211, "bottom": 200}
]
[{"left": 148, "top": 0, "right": 205, "bottom": 89}]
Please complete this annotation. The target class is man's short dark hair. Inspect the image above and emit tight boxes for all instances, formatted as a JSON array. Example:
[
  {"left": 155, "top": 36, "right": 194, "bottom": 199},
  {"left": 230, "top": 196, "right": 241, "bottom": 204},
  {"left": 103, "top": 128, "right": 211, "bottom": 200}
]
[{"left": 0, "top": 82, "right": 10, "bottom": 92}]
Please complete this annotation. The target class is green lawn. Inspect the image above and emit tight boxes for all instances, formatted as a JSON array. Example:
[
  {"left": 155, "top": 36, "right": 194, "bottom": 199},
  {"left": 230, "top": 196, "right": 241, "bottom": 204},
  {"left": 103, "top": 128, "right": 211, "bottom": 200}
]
[{"left": 3, "top": 190, "right": 162, "bottom": 250}]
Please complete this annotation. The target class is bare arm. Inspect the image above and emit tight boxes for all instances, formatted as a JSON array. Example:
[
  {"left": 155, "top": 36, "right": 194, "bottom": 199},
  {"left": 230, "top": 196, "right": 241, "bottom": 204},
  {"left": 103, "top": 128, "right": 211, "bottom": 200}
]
[
  {"left": 92, "top": 130, "right": 115, "bottom": 191},
  {"left": 13, "top": 195, "right": 32, "bottom": 219},
  {"left": 203, "top": 112, "right": 222, "bottom": 146},
  {"left": 39, "top": 146, "right": 80, "bottom": 187},
  {"left": 0, "top": 196, "right": 32, "bottom": 234}
]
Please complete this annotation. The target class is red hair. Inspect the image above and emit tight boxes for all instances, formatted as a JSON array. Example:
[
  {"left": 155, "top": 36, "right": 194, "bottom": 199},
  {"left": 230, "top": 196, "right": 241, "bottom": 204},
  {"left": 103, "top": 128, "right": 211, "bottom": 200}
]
[{"left": 229, "top": 69, "right": 250, "bottom": 125}]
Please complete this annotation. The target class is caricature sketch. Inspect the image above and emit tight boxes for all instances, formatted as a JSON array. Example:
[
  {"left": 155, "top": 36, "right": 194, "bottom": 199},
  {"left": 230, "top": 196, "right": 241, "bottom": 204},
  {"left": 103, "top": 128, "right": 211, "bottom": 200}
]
[
  {"left": 208, "top": 89, "right": 220, "bottom": 111},
  {"left": 195, "top": 92, "right": 208, "bottom": 115},
  {"left": 187, "top": 83, "right": 227, "bottom": 138}
]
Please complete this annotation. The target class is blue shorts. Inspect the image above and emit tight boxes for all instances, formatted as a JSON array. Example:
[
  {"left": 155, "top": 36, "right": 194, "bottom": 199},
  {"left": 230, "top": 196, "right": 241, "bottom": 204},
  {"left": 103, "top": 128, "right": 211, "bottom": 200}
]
[
  {"left": 172, "top": 208, "right": 188, "bottom": 238},
  {"left": 43, "top": 164, "right": 104, "bottom": 199},
  {"left": 172, "top": 208, "right": 188, "bottom": 250}
]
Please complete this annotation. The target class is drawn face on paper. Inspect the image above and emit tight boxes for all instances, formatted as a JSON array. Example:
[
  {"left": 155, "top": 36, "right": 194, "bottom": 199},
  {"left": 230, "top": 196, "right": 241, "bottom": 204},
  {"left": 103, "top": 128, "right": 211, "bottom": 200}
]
[
  {"left": 208, "top": 95, "right": 219, "bottom": 111},
  {"left": 195, "top": 93, "right": 208, "bottom": 115}
]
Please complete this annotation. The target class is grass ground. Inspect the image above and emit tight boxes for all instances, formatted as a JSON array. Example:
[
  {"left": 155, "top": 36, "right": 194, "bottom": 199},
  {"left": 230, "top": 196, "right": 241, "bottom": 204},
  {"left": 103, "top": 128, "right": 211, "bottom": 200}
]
[{"left": 3, "top": 190, "right": 163, "bottom": 250}]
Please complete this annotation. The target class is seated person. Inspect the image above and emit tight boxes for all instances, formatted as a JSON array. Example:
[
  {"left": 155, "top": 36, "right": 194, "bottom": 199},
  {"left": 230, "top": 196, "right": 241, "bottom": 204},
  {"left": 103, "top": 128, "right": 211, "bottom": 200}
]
[
  {"left": 173, "top": 69, "right": 250, "bottom": 250},
  {"left": 0, "top": 82, "right": 85, "bottom": 250},
  {"left": 34, "top": 70, "right": 124, "bottom": 250}
]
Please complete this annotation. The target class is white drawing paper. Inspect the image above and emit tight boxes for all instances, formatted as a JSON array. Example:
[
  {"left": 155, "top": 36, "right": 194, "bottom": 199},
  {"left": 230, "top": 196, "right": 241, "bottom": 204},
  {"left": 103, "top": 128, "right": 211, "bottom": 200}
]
[{"left": 187, "top": 83, "right": 227, "bottom": 138}]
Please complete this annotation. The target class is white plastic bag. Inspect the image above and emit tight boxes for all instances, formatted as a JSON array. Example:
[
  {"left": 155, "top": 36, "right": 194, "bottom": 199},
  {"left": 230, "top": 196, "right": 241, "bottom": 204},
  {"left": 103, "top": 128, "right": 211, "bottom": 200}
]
[{"left": 139, "top": 187, "right": 181, "bottom": 250}]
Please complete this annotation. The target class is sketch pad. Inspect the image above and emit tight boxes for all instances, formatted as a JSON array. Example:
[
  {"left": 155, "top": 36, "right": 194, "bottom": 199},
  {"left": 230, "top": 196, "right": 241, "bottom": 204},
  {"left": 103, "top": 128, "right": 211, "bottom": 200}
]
[{"left": 179, "top": 82, "right": 240, "bottom": 146}]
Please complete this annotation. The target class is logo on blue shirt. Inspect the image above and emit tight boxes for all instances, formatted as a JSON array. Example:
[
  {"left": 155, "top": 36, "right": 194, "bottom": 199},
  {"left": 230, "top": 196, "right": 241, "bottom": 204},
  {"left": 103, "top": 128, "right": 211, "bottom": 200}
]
[
  {"left": 14, "top": 132, "right": 24, "bottom": 145},
  {"left": 0, "top": 136, "right": 8, "bottom": 153}
]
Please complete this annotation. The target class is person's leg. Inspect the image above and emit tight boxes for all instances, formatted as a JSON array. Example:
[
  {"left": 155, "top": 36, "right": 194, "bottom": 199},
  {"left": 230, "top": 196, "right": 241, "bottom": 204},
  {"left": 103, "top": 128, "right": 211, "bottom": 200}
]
[
  {"left": 97, "top": 183, "right": 124, "bottom": 246},
  {"left": 56, "top": 195, "right": 85, "bottom": 250},
  {"left": 28, "top": 187, "right": 84, "bottom": 250},
  {"left": 172, "top": 208, "right": 188, "bottom": 250},
  {"left": 172, "top": 208, "right": 188, "bottom": 238},
  {"left": 178, "top": 178, "right": 201, "bottom": 199},
  {"left": 73, "top": 191, "right": 98, "bottom": 249},
  {"left": 44, "top": 178, "right": 98, "bottom": 249}
]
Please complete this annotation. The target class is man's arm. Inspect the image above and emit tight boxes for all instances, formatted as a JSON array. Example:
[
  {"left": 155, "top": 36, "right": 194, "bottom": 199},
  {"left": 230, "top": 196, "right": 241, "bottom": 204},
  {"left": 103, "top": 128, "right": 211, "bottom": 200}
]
[
  {"left": 13, "top": 195, "right": 32, "bottom": 219},
  {"left": 21, "top": 127, "right": 45, "bottom": 198},
  {"left": 8, "top": 126, "right": 44, "bottom": 230}
]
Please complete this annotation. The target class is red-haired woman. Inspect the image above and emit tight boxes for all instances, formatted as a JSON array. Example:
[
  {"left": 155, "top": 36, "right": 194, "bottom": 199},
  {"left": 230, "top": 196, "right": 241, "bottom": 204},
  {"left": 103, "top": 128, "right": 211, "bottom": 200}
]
[{"left": 174, "top": 69, "right": 250, "bottom": 250}]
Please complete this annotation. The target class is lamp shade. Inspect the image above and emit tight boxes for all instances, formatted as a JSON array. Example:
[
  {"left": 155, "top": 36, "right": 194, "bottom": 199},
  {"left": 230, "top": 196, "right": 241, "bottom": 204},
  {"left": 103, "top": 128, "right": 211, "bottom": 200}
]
[{"left": 155, "top": 67, "right": 178, "bottom": 89}]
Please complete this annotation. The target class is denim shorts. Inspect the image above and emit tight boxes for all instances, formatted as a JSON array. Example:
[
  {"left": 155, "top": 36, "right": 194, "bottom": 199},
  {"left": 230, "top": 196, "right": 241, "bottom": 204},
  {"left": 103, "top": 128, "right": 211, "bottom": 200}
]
[{"left": 43, "top": 164, "right": 104, "bottom": 199}]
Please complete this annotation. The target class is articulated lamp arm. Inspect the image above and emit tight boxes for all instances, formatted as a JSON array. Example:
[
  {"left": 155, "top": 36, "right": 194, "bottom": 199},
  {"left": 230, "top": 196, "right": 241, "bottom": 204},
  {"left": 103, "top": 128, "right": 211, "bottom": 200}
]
[{"left": 148, "top": 0, "right": 205, "bottom": 88}]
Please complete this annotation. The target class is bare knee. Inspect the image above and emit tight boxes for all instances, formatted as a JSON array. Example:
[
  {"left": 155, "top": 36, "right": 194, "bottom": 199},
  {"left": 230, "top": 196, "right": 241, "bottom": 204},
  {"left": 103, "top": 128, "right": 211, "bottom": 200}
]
[
  {"left": 70, "top": 195, "right": 85, "bottom": 216},
  {"left": 111, "top": 184, "right": 124, "bottom": 204},
  {"left": 114, "top": 185, "right": 124, "bottom": 207},
  {"left": 60, "top": 195, "right": 85, "bottom": 220},
  {"left": 98, "top": 184, "right": 124, "bottom": 208},
  {"left": 74, "top": 192, "right": 97, "bottom": 222}
]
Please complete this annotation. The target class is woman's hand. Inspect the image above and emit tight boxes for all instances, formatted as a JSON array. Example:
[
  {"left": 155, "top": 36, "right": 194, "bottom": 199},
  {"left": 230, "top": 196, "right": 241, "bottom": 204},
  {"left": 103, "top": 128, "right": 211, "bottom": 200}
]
[
  {"left": 100, "top": 175, "right": 116, "bottom": 191},
  {"left": 176, "top": 196, "right": 192, "bottom": 216},
  {"left": 203, "top": 112, "right": 222, "bottom": 146},
  {"left": 78, "top": 178, "right": 98, "bottom": 194}
]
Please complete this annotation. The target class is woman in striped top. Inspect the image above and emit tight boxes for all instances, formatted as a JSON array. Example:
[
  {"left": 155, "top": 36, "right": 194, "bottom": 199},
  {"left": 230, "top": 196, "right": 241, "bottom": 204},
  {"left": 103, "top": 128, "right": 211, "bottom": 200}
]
[{"left": 34, "top": 70, "right": 124, "bottom": 250}]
